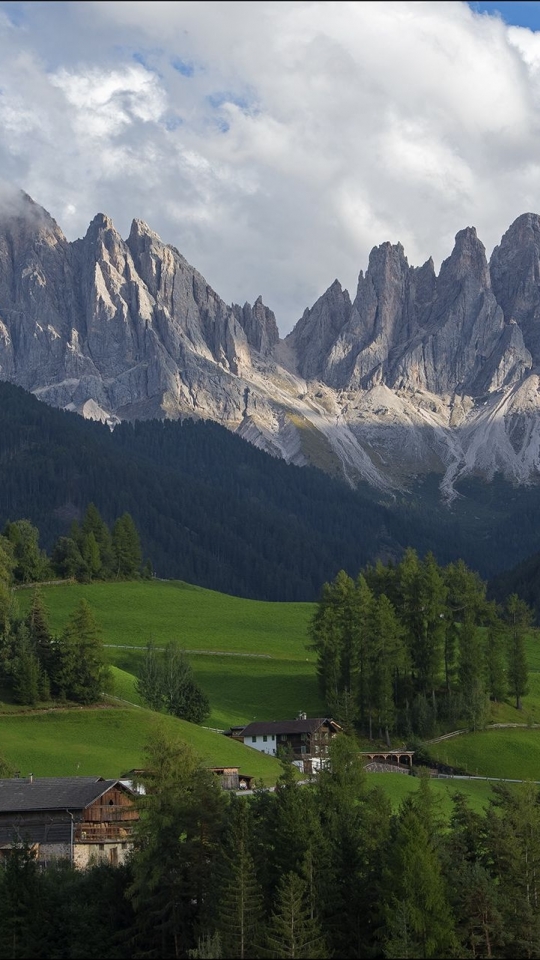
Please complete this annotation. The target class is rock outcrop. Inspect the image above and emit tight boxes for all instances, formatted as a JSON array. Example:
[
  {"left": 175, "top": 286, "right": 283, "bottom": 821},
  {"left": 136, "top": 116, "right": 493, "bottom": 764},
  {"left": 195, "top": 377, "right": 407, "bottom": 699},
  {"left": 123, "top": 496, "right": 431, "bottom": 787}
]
[{"left": 2, "top": 190, "right": 540, "bottom": 499}]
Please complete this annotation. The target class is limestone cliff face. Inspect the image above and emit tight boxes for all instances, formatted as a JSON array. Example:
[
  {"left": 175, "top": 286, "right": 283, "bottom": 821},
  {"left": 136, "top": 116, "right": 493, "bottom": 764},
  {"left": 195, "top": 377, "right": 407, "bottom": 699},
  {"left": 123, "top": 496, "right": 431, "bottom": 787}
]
[
  {"left": 2, "top": 191, "right": 540, "bottom": 498},
  {"left": 0, "top": 193, "right": 272, "bottom": 424}
]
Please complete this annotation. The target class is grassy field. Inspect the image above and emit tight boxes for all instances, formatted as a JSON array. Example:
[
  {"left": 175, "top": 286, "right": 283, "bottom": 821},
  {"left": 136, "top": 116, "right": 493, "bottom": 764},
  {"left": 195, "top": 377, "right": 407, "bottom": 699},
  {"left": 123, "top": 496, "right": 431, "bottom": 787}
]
[
  {"left": 367, "top": 772, "right": 499, "bottom": 816},
  {"left": 14, "top": 580, "right": 323, "bottom": 730},
  {"left": 2, "top": 580, "right": 319, "bottom": 784},
  {"left": 429, "top": 728, "right": 540, "bottom": 780},
  {"left": 15, "top": 580, "right": 315, "bottom": 658},
  {"left": 0, "top": 706, "right": 284, "bottom": 785},
  {"left": 7, "top": 578, "right": 540, "bottom": 789}
]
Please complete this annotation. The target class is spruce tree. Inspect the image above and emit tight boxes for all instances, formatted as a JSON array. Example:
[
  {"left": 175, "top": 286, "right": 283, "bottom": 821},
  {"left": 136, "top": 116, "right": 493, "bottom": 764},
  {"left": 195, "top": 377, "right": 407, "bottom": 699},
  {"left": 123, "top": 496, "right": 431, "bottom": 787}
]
[
  {"left": 26, "top": 587, "right": 54, "bottom": 675},
  {"left": 265, "top": 871, "right": 328, "bottom": 959},
  {"left": 504, "top": 593, "right": 531, "bottom": 710},
  {"left": 53, "top": 599, "right": 110, "bottom": 703},
  {"left": 383, "top": 800, "right": 457, "bottom": 959},
  {"left": 112, "top": 513, "right": 142, "bottom": 579},
  {"left": 128, "top": 729, "right": 226, "bottom": 959},
  {"left": 215, "top": 798, "right": 264, "bottom": 959},
  {"left": 81, "top": 503, "right": 114, "bottom": 577},
  {"left": 3, "top": 519, "right": 50, "bottom": 584}
]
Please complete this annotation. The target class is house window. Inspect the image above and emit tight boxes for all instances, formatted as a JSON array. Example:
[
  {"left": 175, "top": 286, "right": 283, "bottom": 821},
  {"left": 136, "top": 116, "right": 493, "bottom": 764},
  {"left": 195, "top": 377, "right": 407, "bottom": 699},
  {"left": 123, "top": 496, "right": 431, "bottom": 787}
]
[
  {"left": 99, "top": 844, "right": 105, "bottom": 851},
  {"left": 271, "top": 735, "right": 275, "bottom": 741},
  {"left": 263, "top": 735, "right": 267, "bottom": 742},
  {"left": 251, "top": 736, "right": 256, "bottom": 743},
  {"left": 300, "top": 746, "right": 307, "bottom": 754}
]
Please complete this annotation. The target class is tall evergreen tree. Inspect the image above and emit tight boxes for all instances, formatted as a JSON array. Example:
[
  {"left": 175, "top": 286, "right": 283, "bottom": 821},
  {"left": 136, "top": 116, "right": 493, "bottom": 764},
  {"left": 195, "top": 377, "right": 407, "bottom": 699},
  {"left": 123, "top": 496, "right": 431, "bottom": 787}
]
[
  {"left": 383, "top": 799, "right": 456, "bottom": 959},
  {"left": 265, "top": 871, "right": 329, "bottom": 959},
  {"left": 53, "top": 599, "right": 110, "bottom": 703},
  {"left": 370, "top": 593, "right": 404, "bottom": 745},
  {"left": 112, "top": 513, "right": 142, "bottom": 579},
  {"left": 129, "top": 728, "right": 226, "bottom": 959},
  {"left": 3, "top": 519, "right": 50, "bottom": 584},
  {"left": 504, "top": 593, "right": 532, "bottom": 710},
  {"left": 215, "top": 798, "right": 264, "bottom": 959},
  {"left": 81, "top": 503, "right": 114, "bottom": 578},
  {"left": 137, "top": 641, "right": 210, "bottom": 723},
  {"left": 26, "top": 587, "right": 54, "bottom": 675}
]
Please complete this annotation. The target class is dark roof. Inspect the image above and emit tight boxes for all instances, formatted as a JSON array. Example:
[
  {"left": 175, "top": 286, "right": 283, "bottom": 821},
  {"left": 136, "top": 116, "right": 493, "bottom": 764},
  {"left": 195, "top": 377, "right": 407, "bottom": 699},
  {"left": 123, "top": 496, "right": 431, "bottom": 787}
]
[
  {"left": 240, "top": 718, "right": 340, "bottom": 737},
  {"left": 0, "top": 777, "right": 132, "bottom": 814}
]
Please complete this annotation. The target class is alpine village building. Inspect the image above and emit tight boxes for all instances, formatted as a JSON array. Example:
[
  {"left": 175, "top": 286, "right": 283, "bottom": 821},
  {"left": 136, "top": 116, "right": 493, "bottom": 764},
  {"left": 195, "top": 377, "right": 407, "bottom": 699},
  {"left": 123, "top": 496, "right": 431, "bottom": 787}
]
[
  {"left": 0, "top": 776, "right": 139, "bottom": 869},
  {"left": 230, "top": 715, "right": 342, "bottom": 773}
]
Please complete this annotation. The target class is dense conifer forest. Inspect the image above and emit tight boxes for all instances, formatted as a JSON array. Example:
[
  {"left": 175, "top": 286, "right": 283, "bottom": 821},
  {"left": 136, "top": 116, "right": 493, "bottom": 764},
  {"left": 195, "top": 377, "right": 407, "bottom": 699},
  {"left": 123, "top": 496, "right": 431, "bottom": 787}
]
[
  {"left": 310, "top": 554, "right": 532, "bottom": 741},
  {"left": 2, "top": 731, "right": 540, "bottom": 960},
  {"left": 1, "top": 381, "right": 540, "bottom": 601}
]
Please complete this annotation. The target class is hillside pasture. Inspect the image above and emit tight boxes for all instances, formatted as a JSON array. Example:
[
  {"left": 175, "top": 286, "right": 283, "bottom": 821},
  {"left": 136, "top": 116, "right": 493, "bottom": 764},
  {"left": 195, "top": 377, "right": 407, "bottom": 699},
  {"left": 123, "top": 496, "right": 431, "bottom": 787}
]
[
  {"left": 429, "top": 728, "right": 540, "bottom": 781},
  {"left": 367, "top": 772, "right": 499, "bottom": 816},
  {"left": 0, "top": 707, "right": 284, "bottom": 784},
  {"left": 14, "top": 580, "right": 315, "bottom": 659}
]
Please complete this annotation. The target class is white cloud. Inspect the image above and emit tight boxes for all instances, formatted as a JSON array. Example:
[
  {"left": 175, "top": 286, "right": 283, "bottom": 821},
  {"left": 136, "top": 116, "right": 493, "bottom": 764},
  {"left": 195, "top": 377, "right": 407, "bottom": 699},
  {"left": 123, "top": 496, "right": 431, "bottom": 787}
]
[{"left": 1, "top": 1, "right": 540, "bottom": 331}]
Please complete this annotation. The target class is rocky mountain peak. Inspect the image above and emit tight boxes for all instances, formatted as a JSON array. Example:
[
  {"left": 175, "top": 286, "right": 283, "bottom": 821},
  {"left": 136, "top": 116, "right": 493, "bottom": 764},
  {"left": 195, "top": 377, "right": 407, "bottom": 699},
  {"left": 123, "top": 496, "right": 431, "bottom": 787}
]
[
  {"left": 232, "top": 296, "right": 279, "bottom": 356},
  {"left": 438, "top": 225, "right": 490, "bottom": 287},
  {"left": 2, "top": 194, "right": 540, "bottom": 500},
  {"left": 285, "top": 278, "right": 352, "bottom": 380},
  {"left": 490, "top": 212, "right": 540, "bottom": 364}
]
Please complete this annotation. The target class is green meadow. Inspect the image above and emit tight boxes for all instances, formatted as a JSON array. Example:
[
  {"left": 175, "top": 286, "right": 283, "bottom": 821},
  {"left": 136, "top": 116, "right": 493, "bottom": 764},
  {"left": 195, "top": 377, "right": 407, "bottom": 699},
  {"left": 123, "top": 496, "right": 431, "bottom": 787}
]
[
  {"left": 5, "top": 578, "right": 540, "bottom": 795},
  {"left": 15, "top": 579, "right": 323, "bottom": 730},
  {"left": 0, "top": 706, "right": 283, "bottom": 785},
  {"left": 14, "top": 580, "right": 315, "bottom": 659},
  {"left": 367, "top": 772, "right": 498, "bottom": 816},
  {"left": 429, "top": 728, "right": 540, "bottom": 781}
]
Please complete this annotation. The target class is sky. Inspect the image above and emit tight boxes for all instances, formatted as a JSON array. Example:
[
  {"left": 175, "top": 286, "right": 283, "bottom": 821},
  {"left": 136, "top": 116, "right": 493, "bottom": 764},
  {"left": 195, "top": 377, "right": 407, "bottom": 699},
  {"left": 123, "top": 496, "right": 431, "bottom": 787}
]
[{"left": 1, "top": 1, "right": 540, "bottom": 334}]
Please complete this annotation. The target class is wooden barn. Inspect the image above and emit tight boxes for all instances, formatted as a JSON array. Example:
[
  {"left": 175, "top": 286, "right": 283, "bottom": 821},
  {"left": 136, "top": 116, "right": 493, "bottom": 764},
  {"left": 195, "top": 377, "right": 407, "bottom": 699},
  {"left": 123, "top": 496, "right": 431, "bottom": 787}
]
[{"left": 0, "top": 776, "right": 139, "bottom": 869}]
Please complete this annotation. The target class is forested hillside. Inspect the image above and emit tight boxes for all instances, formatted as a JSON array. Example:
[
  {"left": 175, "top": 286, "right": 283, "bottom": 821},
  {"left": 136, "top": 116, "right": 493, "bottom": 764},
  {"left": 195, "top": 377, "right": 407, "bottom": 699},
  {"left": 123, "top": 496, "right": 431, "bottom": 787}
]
[
  {"left": 1, "top": 381, "right": 540, "bottom": 599},
  {"left": 489, "top": 550, "right": 540, "bottom": 623}
]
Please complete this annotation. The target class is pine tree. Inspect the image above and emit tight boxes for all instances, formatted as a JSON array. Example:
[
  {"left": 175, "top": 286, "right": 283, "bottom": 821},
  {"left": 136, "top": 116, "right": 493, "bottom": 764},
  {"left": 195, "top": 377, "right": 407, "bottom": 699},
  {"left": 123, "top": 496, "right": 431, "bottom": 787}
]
[
  {"left": 383, "top": 800, "right": 457, "bottom": 959},
  {"left": 53, "top": 599, "right": 110, "bottom": 704},
  {"left": 504, "top": 593, "right": 532, "bottom": 710},
  {"left": 81, "top": 503, "right": 114, "bottom": 578},
  {"left": 370, "top": 594, "right": 404, "bottom": 745},
  {"left": 3, "top": 519, "right": 50, "bottom": 584},
  {"left": 486, "top": 783, "right": 540, "bottom": 956},
  {"left": 112, "top": 513, "right": 142, "bottom": 579},
  {"left": 12, "top": 631, "right": 41, "bottom": 706},
  {"left": 265, "top": 871, "right": 328, "bottom": 959},
  {"left": 215, "top": 798, "right": 264, "bottom": 959},
  {"left": 137, "top": 641, "right": 210, "bottom": 723},
  {"left": 136, "top": 640, "right": 163, "bottom": 710},
  {"left": 484, "top": 602, "right": 507, "bottom": 703},
  {"left": 128, "top": 728, "right": 226, "bottom": 959},
  {"left": 26, "top": 587, "right": 54, "bottom": 675}
]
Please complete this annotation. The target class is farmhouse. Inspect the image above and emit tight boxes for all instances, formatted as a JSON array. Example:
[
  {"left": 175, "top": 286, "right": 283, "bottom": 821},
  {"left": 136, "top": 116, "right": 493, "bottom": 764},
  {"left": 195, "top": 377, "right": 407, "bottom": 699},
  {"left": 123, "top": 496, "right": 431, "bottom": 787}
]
[
  {"left": 234, "top": 716, "right": 342, "bottom": 772},
  {"left": 0, "top": 776, "right": 139, "bottom": 869}
]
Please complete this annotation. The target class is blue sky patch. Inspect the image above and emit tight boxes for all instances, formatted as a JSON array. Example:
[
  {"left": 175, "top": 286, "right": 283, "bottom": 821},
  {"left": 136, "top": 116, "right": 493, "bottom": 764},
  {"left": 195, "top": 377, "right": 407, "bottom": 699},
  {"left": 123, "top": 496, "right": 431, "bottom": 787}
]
[
  {"left": 469, "top": 2, "right": 540, "bottom": 31},
  {"left": 171, "top": 57, "right": 194, "bottom": 77},
  {"left": 0, "top": 2, "right": 26, "bottom": 26},
  {"left": 163, "top": 114, "right": 183, "bottom": 131}
]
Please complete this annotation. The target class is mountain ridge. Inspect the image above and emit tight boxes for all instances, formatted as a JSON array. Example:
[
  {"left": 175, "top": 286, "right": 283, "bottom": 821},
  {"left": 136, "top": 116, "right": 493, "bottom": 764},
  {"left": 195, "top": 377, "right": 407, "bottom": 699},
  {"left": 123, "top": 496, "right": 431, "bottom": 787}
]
[{"left": 1, "top": 191, "right": 540, "bottom": 499}]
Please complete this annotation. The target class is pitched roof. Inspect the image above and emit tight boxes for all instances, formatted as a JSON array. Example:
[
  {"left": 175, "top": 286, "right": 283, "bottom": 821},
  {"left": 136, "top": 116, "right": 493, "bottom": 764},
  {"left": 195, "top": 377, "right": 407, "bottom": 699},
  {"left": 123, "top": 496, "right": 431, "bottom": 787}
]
[
  {"left": 240, "top": 718, "right": 340, "bottom": 737},
  {"left": 0, "top": 777, "right": 132, "bottom": 813}
]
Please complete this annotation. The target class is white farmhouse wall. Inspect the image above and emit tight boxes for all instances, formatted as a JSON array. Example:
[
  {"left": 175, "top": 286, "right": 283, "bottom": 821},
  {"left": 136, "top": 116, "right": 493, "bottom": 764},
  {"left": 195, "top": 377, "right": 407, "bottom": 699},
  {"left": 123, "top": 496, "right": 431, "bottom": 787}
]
[{"left": 242, "top": 734, "right": 277, "bottom": 755}]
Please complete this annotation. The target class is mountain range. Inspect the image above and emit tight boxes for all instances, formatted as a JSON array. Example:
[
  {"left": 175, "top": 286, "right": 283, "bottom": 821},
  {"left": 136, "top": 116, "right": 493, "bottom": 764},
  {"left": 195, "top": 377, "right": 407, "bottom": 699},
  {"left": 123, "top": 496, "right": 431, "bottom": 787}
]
[{"left": 2, "top": 192, "right": 540, "bottom": 500}]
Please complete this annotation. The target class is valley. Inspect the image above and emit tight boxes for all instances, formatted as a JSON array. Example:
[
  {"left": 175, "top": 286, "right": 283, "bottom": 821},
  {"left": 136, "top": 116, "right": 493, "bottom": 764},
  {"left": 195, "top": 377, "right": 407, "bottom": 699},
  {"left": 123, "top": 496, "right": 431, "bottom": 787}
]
[{"left": 2, "top": 577, "right": 540, "bottom": 813}]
